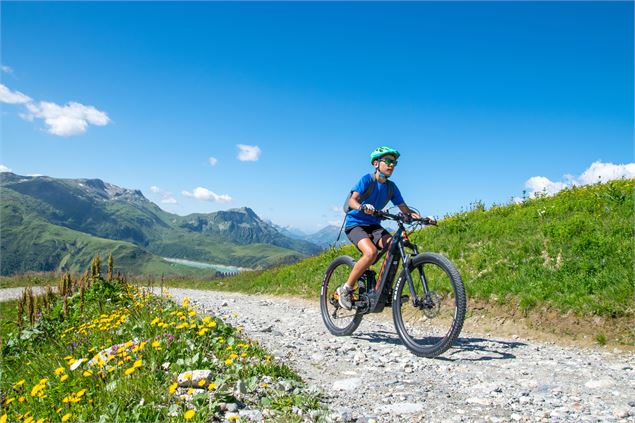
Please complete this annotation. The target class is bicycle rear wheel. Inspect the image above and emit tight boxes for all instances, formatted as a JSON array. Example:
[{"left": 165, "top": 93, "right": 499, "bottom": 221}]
[
  {"left": 320, "top": 255, "right": 363, "bottom": 336},
  {"left": 392, "top": 252, "right": 466, "bottom": 357}
]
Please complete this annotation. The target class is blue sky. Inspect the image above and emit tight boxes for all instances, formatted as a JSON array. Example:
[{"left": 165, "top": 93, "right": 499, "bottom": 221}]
[{"left": 1, "top": 2, "right": 633, "bottom": 232}]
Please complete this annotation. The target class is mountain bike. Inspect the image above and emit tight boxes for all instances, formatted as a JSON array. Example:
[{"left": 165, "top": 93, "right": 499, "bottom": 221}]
[{"left": 320, "top": 211, "right": 466, "bottom": 357}]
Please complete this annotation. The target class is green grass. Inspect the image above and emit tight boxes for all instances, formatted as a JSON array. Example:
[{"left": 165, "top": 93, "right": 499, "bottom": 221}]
[
  {"left": 0, "top": 270, "right": 324, "bottom": 422},
  {"left": 171, "top": 179, "right": 634, "bottom": 319}
]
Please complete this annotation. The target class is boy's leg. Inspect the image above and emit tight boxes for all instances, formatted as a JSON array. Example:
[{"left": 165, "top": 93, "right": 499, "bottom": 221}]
[{"left": 338, "top": 229, "right": 378, "bottom": 310}]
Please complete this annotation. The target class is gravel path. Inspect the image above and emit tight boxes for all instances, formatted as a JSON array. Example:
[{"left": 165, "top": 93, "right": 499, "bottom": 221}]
[
  {"left": 3, "top": 287, "right": 633, "bottom": 422},
  {"left": 159, "top": 288, "right": 635, "bottom": 423},
  {"left": 0, "top": 287, "right": 49, "bottom": 301}
]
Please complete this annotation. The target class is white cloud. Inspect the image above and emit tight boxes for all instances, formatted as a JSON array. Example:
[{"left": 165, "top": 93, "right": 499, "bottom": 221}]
[
  {"left": 182, "top": 187, "right": 232, "bottom": 203},
  {"left": 149, "top": 185, "right": 177, "bottom": 204},
  {"left": 237, "top": 144, "right": 261, "bottom": 162},
  {"left": 0, "top": 164, "right": 12, "bottom": 173},
  {"left": 1, "top": 65, "right": 13, "bottom": 74},
  {"left": 208, "top": 157, "right": 218, "bottom": 166},
  {"left": 161, "top": 195, "right": 177, "bottom": 204},
  {"left": 524, "top": 161, "right": 635, "bottom": 198},
  {"left": 25, "top": 101, "right": 110, "bottom": 136},
  {"left": 525, "top": 176, "right": 568, "bottom": 197},
  {"left": 0, "top": 84, "right": 31, "bottom": 104},
  {"left": 576, "top": 161, "right": 635, "bottom": 185}
]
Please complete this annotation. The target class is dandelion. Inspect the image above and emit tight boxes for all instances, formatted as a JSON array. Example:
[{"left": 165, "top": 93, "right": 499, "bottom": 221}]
[
  {"left": 197, "top": 328, "right": 208, "bottom": 336},
  {"left": 227, "top": 415, "right": 239, "bottom": 422},
  {"left": 197, "top": 379, "right": 206, "bottom": 387},
  {"left": 0, "top": 414, "right": 6, "bottom": 423},
  {"left": 184, "top": 410, "right": 196, "bottom": 420},
  {"left": 83, "top": 370, "right": 93, "bottom": 377},
  {"left": 18, "top": 396, "right": 25, "bottom": 403},
  {"left": 188, "top": 310, "right": 196, "bottom": 317},
  {"left": 151, "top": 317, "right": 161, "bottom": 325},
  {"left": 207, "top": 383, "right": 217, "bottom": 391},
  {"left": 54, "top": 367, "right": 65, "bottom": 376},
  {"left": 152, "top": 340, "right": 161, "bottom": 349},
  {"left": 225, "top": 359, "right": 233, "bottom": 365},
  {"left": 230, "top": 353, "right": 238, "bottom": 359},
  {"left": 169, "top": 382, "right": 178, "bottom": 394},
  {"left": 133, "top": 359, "right": 143, "bottom": 368},
  {"left": 4, "top": 398, "right": 15, "bottom": 405},
  {"left": 187, "top": 388, "right": 194, "bottom": 395},
  {"left": 260, "top": 383, "right": 269, "bottom": 389},
  {"left": 240, "top": 353, "right": 248, "bottom": 358},
  {"left": 125, "top": 367, "right": 136, "bottom": 376},
  {"left": 183, "top": 372, "right": 192, "bottom": 380},
  {"left": 61, "top": 413, "right": 72, "bottom": 422},
  {"left": 24, "top": 416, "right": 34, "bottom": 423},
  {"left": 76, "top": 389, "right": 87, "bottom": 398},
  {"left": 14, "top": 379, "right": 26, "bottom": 388}
]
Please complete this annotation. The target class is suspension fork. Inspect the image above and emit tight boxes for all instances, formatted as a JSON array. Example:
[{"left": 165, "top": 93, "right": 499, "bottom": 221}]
[{"left": 398, "top": 241, "right": 430, "bottom": 306}]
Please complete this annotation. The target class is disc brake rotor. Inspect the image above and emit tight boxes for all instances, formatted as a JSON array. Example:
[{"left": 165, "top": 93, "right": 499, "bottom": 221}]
[{"left": 422, "top": 292, "right": 442, "bottom": 318}]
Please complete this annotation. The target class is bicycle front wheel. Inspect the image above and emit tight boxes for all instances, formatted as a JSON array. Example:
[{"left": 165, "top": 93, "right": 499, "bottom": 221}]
[
  {"left": 320, "top": 255, "right": 363, "bottom": 336},
  {"left": 392, "top": 252, "right": 466, "bottom": 357}
]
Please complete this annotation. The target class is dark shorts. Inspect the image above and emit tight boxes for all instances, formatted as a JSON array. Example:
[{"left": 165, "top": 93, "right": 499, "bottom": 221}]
[{"left": 345, "top": 224, "right": 390, "bottom": 248}]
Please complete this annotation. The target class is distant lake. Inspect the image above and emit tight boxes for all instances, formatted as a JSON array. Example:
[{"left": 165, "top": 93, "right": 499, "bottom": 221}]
[{"left": 162, "top": 258, "right": 250, "bottom": 273}]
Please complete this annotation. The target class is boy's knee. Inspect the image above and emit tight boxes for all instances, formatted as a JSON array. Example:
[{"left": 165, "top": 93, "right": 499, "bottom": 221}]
[{"left": 363, "top": 249, "right": 378, "bottom": 261}]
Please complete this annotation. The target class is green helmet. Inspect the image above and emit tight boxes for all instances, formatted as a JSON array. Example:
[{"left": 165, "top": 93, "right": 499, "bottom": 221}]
[{"left": 370, "top": 146, "right": 400, "bottom": 164}]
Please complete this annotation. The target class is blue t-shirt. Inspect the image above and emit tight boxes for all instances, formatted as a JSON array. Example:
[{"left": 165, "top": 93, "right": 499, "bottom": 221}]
[{"left": 345, "top": 173, "right": 405, "bottom": 229}]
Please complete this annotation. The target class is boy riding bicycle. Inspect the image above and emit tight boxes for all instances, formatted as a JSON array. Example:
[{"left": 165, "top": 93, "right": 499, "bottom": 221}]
[{"left": 338, "top": 146, "right": 435, "bottom": 310}]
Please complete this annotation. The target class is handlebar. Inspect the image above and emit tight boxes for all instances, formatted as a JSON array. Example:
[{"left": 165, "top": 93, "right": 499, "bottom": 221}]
[{"left": 372, "top": 210, "right": 437, "bottom": 226}]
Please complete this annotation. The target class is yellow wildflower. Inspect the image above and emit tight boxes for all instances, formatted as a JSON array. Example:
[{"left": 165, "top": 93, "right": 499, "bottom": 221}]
[
  {"left": 14, "top": 379, "right": 25, "bottom": 387},
  {"left": 169, "top": 382, "right": 178, "bottom": 394},
  {"left": 133, "top": 359, "right": 142, "bottom": 368},
  {"left": 18, "top": 396, "right": 26, "bottom": 402},
  {"left": 207, "top": 321, "right": 217, "bottom": 328},
  {"left": 152, "top": 340, "right": 161, "bottom": 348},
  {"left": 61, "top": 413, "right": 72, "bottom": 422},
  {"left": 24, "top": 416, "right": 34, "bottom": 423},
  {"left": 76, "top": 389, "right": 87, "bottom": 398},
  {"left": 228, "top": 415, "right": 239, "bottom": 422},
  {"left": 184, "top": 410, "right": 195, "bottom": 420},
  {"left": 4, "top": 398, "right": 15, "bottom": 405},
  {"left": 36, "top": 418, "right": 44, "bottom": 423},
  {"left": 182, "top": 297, "right": 190, "bottom": 307},
  {"left": 151, "top": 317, "right": 161, "bottom": 325},
  {"left": 202, "top": 317, "right": 211, "bottom": 324},
  {"left": 187, "top": 388, "right": 194, "bottom": 395},
  {"left": 225, "top": 359, "right": 233, "bottom": 365},
  {"left": 197, "top": 328, "right": 208, "bottom": 336},
  {"left": 230, "top": 353, "right": 238, "bottom": 359},
  {"left": 260, "top": 383, "right": 269, "bottom": 388},
  {"left": 125, "top": 367, "right": 136, "bottom": 376},
  {"left": 207, "top": 383, "right": 217, "bottom": 391},
  {"left": 0, "top": 414, "right": 6, "bottom": 423},
  {"left": 188, "top": 310, "right": 196, "bottom": 317},
  {"left": 197, "top": 379, "right": 206, "bottom": 387},
  {"left": 240, "top": 353, "right": 248, "bottom": 358},
  {"left": 54, "top": 367, "right": 65, "bottom": 376},
  {"left": 183, "top": 372, "right": 192, "bottom": 380},
  {"left": 83, "top": 370, "right": 93, "bottom": 377}
]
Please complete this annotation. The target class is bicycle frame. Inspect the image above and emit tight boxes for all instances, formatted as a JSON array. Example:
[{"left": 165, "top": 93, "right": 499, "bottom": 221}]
[{"left": 354, "top": 220, "right": 425, "bottom": 314}]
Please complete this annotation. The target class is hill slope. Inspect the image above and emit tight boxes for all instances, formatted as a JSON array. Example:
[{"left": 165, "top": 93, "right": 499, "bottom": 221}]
[{"left": 204, "top": 179, "right": 634, "bottom": 322}]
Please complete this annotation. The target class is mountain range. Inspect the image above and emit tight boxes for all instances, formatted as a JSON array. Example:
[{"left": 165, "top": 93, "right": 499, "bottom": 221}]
[{"left": 0, "top": 173, "right": 324, "bottom": 276}]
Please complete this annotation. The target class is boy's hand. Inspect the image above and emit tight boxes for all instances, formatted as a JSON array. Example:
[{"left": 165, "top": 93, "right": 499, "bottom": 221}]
[{"left": 361, "top": 204, "right": 375, "bottom": 214}]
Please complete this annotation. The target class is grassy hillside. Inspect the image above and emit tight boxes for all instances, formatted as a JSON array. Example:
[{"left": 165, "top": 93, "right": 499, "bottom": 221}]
[{"left": 197, "top": 179, "right": 634, "bottom": 320}]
